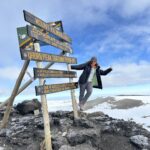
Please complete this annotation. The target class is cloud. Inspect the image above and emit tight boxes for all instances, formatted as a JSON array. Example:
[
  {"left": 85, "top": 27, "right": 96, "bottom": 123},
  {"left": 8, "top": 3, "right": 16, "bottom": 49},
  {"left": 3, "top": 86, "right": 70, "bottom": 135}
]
[
  {"left": 0, "top": 66, "right": 33, "bottom": 81},
  {"left": 119, "top": 0, "right": 150, "bottom": 17},
  {"left": 103, "top": 60, "right": 150, "bottom": 87},
  {"left": 84, "top": 32, "right": 134, "bottom": 54},
  {"left": 122, "top": 24, "right": 150, "bottom": 36},
  {"left": 44, "top": 0, "right": 150, "bottom": 27},
  {"left": 0, "top": 66, "right": 22, "bottom": 80},
  {"left": 79, "top": 21, "right": 150, "bottom": 66}
]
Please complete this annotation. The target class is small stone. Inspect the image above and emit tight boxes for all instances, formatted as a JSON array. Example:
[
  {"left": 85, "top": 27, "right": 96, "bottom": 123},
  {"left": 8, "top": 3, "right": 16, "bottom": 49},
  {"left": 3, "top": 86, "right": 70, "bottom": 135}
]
[
  {"left": 62, "top": 132, "right": 67, "bottom": 137},
  {"left": 130, "top": 135, "right": 149, "bottom": 148},
  {"left": 34, "top": 109, "right": 39, "bottom": 116},
  {"left": 0, "top": 129, "right": 6, "bottom": 137}
]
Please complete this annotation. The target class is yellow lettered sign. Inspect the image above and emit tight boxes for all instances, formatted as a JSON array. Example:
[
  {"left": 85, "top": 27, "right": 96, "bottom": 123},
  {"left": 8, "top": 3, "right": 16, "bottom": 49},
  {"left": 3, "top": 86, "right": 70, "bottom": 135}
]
[
  {"left": 24, "top": 10, "right": 72, "bottom": 43},
  {"left": 35, "top": 82, "right": 78, "bottom": 95},
  {"left": 34, "top": 68, "right": 77, "bottom": 78},
  {"left": 21, "top": 50, "right": 77, "bottom": 64},
  {"left": 27, "top": 25, "right": 72, "bottom": 53}
]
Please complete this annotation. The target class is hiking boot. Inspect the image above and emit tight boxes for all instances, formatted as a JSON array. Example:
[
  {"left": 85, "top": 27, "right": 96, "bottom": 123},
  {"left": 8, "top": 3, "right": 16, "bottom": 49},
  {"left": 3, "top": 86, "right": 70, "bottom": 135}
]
[{"left": 78, "top": 103, "right": 84, "bottom": 111}]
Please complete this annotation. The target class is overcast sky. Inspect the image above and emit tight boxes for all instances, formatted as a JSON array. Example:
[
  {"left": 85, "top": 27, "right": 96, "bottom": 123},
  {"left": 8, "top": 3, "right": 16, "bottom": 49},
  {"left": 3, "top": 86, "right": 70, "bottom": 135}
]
[{"left": 0, "top": 0, "right": 150, "bottom": 99}]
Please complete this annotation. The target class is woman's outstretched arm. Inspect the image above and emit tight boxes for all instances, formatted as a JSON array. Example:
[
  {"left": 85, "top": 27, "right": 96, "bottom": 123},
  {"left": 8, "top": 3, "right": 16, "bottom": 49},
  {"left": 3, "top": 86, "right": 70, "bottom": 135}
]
[{"left": 99, "top": 67, "right": 112, "bottom": 75}]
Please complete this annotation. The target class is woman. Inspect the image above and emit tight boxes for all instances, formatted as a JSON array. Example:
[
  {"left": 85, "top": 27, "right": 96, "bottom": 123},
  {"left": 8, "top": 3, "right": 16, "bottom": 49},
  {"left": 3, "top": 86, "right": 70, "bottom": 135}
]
[{"left": 71, "top": 56, "right": 112, "bottom": 111}]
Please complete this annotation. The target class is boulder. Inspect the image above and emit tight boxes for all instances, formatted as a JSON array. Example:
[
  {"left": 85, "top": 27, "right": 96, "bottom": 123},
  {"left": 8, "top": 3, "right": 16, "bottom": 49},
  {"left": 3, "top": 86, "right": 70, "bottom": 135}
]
[
  {"left": 66, "top": 128, "right": 101, "bottom": 147},
  {"left": 14, "top": 99, "right": 41, "bottom": 115}
]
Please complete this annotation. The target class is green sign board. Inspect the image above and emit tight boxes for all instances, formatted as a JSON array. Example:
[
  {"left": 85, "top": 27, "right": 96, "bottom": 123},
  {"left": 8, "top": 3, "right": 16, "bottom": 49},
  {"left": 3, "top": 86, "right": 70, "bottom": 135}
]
[{"left": 17, "top": 27, "right": 32, "bottom": 48}]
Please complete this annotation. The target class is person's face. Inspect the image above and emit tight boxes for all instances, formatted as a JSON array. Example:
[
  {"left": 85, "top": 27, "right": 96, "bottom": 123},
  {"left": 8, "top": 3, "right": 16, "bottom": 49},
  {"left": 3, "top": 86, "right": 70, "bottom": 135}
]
[{"left": 91, "top": 60, "right": 97, "bottom": 66}]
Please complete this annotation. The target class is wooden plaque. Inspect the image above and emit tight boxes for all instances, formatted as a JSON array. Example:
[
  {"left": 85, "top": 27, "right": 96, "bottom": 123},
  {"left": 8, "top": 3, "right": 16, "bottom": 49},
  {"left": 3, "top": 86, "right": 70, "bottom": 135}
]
[
  {"left": 27, "top": 25, "right": 72, "bottom": 53},
  {"left": 34, "top": 68, "right": 77, "bottom": 78},
  {"left": 35, "top": 82, "right": 78, "bottom": 95},
  {"left": 23, "top": 10, "right": 72, "bottom": 43},
  {"left": 21, "top": 50, "right": 77, "bottom": 64}
]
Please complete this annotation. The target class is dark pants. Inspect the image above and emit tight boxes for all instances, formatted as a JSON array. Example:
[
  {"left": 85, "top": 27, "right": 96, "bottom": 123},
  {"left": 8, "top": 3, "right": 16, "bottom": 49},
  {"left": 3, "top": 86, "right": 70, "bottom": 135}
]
[{"left": 79, "top": 81, "right": 93, "bottom": 105}]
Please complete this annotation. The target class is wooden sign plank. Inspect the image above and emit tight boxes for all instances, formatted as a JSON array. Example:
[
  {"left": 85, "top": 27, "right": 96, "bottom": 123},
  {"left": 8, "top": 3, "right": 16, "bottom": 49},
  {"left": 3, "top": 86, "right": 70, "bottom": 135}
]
[
  {"left": 27, "top": 25, "right": 72, "bottom": 53},
  {"left": 33, "top": 68, "right": 77, "bottom": 78},
  {"left": 23, "top": 10, "right": 72, "bottom": 43},
  {"left": 35, "top": 82, "right": 78, "bottom": 95},
  {"left": 21, "top": 50, "right": 77, "bottom": 64},
  {"left": 42, "top": 20, "right": 64, "bottom": 45}
]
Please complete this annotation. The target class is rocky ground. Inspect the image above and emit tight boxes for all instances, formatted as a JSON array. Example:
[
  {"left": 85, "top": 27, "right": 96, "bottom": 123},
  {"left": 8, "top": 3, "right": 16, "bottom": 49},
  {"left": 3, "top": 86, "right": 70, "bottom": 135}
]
[{"left": 0, "top": 108, "right": 150, "bottom": 150}]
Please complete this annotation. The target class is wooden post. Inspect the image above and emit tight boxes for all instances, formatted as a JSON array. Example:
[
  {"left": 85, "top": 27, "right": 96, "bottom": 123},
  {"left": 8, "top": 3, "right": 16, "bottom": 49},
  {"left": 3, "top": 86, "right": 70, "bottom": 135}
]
[
  {"left": 66, "top": 53, "right": 79, "bottom": 119},
  {"left": 0, "top": 51, "right": 66, "bottom": 109},
  {"left": 0, "top": 60, "right": 30, "bottom": 128},
  {"left": 34, "top": 42, "right": 52, "bottom": 150}
]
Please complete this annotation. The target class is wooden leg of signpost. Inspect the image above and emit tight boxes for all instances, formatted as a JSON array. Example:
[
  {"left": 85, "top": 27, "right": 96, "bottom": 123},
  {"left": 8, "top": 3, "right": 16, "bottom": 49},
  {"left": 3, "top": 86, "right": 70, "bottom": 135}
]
[
  {"left": 0, "top": 60, "right": 30, "bottom": 128},
  {"left": 0, "top": 51, "right": 66, "bottom": 109},
  {"left": 34, "top": 42, "right": 52, "bottom": 150},
  {"left": 66, "top": 53, "right": 79, "bottom": 119}
]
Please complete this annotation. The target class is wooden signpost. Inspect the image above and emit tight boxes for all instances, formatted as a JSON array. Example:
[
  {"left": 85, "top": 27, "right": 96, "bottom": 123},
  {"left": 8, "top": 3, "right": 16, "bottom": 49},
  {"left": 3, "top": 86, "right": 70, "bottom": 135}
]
[
  {"left": 1, "top": 10, "right": 79, "bottom": 150},
  {"left": 0, "top": 22, "right": 66, "bottom": 109}
]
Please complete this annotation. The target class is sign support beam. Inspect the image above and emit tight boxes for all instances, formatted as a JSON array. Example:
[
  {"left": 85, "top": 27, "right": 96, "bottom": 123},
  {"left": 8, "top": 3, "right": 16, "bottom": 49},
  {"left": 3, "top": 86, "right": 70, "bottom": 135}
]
[
  {"left": 66, "top": 53, "right": 79, "bottom": 119},
  {"left": 0, "top": 60, "right": 30, "bottom": 128},
  {"left": 34, "top": 42, "right": 52, "bottom": 150}
]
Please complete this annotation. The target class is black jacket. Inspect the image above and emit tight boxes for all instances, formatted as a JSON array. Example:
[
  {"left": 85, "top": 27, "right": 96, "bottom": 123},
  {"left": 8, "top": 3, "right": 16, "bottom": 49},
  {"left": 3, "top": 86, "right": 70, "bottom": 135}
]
[{"left": 71, "top": 61, "right": 112, "bottom": 89}]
